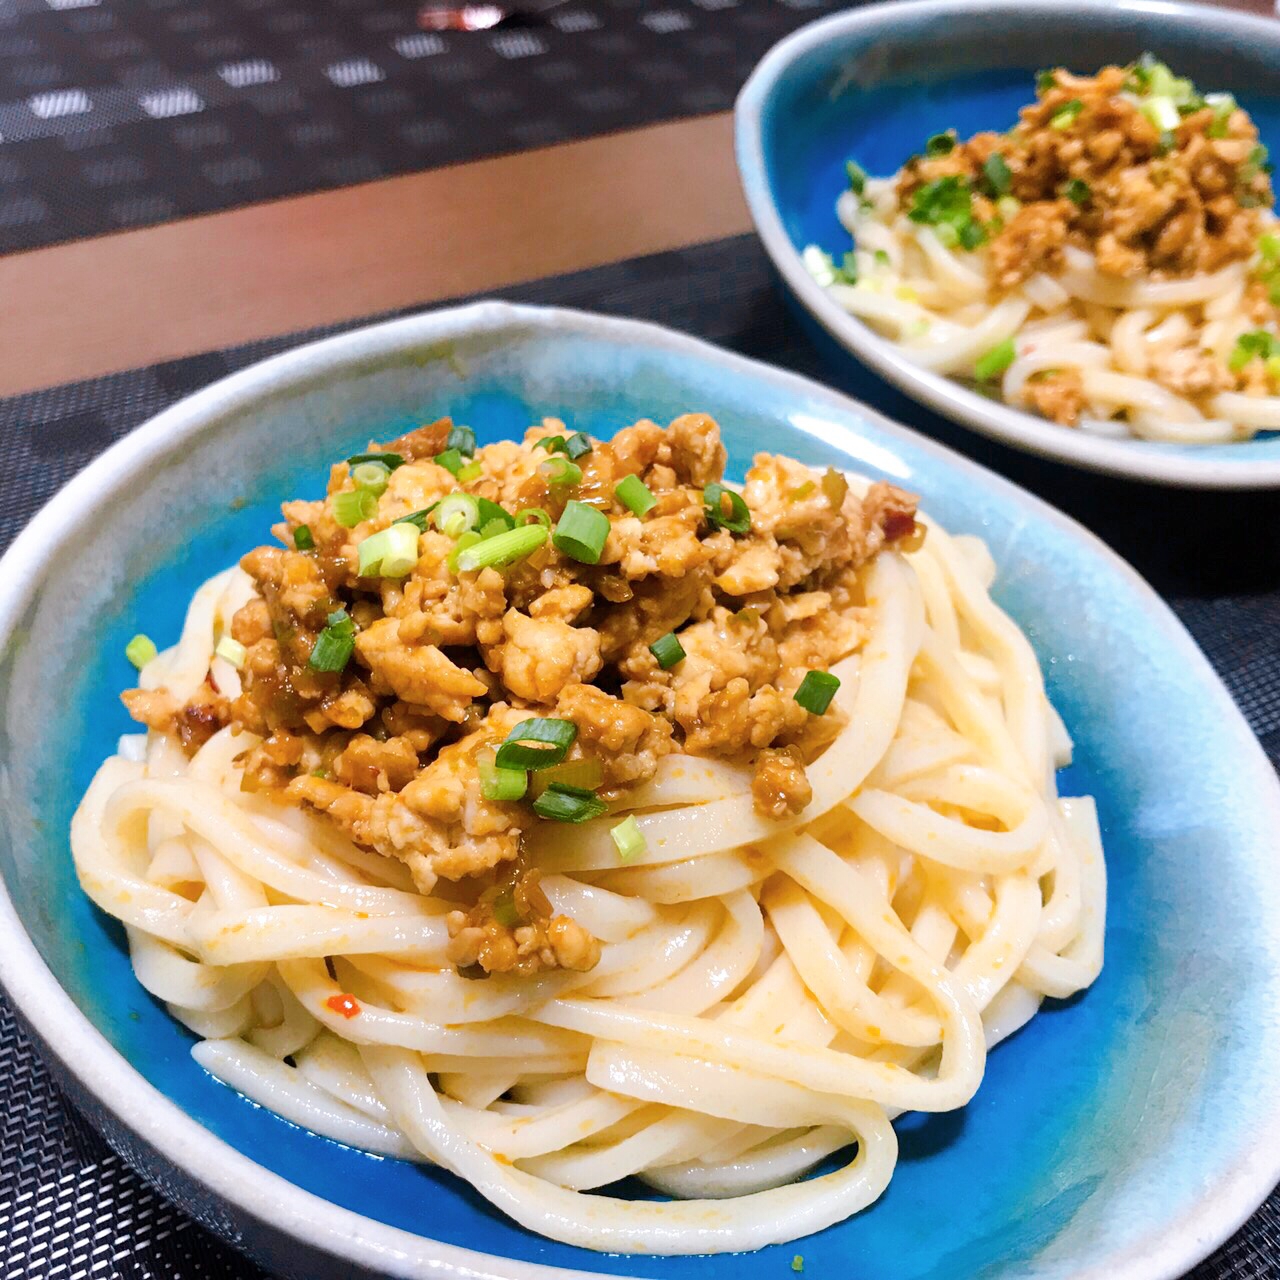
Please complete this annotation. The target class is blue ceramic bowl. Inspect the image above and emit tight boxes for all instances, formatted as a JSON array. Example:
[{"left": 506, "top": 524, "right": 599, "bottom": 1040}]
[
  {"left": 736, "top": 0, "right": 1280, "bottom": 488},
  {"left": 1, "top": 303, "right": 1278, "bottom": 1280}
]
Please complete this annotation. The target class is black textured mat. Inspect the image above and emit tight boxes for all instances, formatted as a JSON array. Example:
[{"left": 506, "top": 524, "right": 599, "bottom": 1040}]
[
  {"left": 0, "top": 0, "right": 860, "bottom": 253},
  {"left": 1, "top": 235, "right": 1277, "bottom": 1278}
]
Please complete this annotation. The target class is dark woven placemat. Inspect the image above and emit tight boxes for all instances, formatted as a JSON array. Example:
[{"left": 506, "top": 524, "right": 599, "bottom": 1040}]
[
  {"left": 0, "top": 0, "right": 860, "bottom": 254},
  {"left": 2, "top": 235, "right": 1277, "bottom": 1278}
]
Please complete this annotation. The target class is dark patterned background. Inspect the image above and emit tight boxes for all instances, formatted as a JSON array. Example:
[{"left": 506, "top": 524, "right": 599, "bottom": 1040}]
[
  {"left": 1, "top": 235, "right": 1278, "bottom": 1279},
  {"left": 0, "top": 0, "right": 851, "bottom": 252}
]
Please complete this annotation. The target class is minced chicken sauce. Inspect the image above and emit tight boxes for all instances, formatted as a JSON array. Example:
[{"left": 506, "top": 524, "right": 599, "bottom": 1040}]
[{"left": 124, "top": 415, "right": 918, "bottom": 975}]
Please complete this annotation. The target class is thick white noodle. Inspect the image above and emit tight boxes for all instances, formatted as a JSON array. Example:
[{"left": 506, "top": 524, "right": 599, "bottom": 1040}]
[
  {"left": 819, "top": 194, "right": 1280, "bottom": 442},
  {"left": 71, "top": 519, "right": 1106, "bottom": 1255}
]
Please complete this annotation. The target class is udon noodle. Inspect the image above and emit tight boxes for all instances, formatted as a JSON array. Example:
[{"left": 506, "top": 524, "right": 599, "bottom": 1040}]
[{"left": 72, "top": 491, "right": 1104, "bottom": 1255}]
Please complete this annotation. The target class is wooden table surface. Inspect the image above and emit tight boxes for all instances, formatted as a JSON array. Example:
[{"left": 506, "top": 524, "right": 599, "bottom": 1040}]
[{"left": 2, "top": 0, "right": 1273, "bottom": 399}]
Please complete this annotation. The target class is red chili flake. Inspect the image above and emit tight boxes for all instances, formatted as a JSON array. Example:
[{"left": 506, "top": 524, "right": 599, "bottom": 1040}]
[{"left": 325, "top": 993, "right": 362, "bottom": 1019}]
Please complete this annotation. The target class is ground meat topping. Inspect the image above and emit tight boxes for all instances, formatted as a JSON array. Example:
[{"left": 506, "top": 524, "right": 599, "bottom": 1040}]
[{"left": 129, "top": 415, "right": 919, "bottom": 977}]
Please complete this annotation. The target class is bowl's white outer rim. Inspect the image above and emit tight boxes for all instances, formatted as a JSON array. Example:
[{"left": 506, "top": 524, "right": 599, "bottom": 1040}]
[
  {"left": 733, "top": 0, "right": 1280, "bottom": 490},
  {"left": 0, "top": 300, "right": 1277, "bottom": 1280}
]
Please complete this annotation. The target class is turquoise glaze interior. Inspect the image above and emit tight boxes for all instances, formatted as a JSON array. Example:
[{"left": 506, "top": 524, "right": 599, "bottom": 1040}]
[
  {"left": 754, "top": 4, "right": 1280, "bottom": 462},
  {"left": 2, "top": 312, "right": 1279, "bottom": 1279}
]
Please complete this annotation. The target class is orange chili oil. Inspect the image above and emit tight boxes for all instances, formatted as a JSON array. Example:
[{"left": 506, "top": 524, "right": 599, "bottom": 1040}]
[{"left": 325, "top": 993, "right": 362, "bottom": 1019}]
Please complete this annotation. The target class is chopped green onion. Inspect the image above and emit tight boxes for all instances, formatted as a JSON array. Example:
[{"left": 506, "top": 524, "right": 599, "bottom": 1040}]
[
  {"left": 564, "top": 431, "right": 593, "bottom": 459},
  {"left": 351, "top": 460, "right": 391, "bottom": 495},
  {"left": 1206, "top": 92, "right": 1237, "bottom": 139},
  {"left": 394, "top": 503, "right": 439, "bottom": 532},
  {"left": 1259, "top": 233, "right": 1280, "bottom": 263},
  {"left": 934, "top": 222, "right": 959, "bottom": 248},
  {"left": 1036, "top": 69, "right": 1057, "bottom": 93},
  {"left": 1140, "top": 96, "right": 1180, "bottom": 134},
  {"left": 610, "top": 816, "right": 646, "bottom": 862},
  {"left": 214, "top": 636, "right": 246, "bottom": 668},
  {"left": 540, "top": 455, "right": 583, "bottom": 486},
  {"left": 491, "top": 888, "right": 523, "bottom": 927},
  {"left": 958, "top": 219, "right": 987, "bottom": 250},
  {"left": 479, "top": 761, "right": 528, "bottom": 802},
  {"left": 981, "top": 153, "right": 1012, "bottom": 198},
  {"left": 434, "top": 448, "right": 465, "bottom": 477},
  {"left": 553, "top": 500, "right": 610, "bottom": 564},
  {"left": 447, "top": 424, "right": 476, "bottom": 456},
  {"left": 845, "top": 159, "right": 867, "bottom": 195},
  {"left": 874, "top": 248, "right": 890, "bottom": 266},
  {"left": 703, "top": 482, "right": 751, "bottom": 534},
  {"left": 1229, "top": 330, "right": 1280, "bottom": 372},
  {"left": 358, "top": 523, "right": 420, "bottom": 577},
  {"left": 515, "top": 507, "right": 551, "bottom": 529},
  {"left": 792, "top": 1256, "right": 804, "bottom": 1274},
  {"left": 347, "top": 451, "right": 405, "bottom": 471},
  {"left": 333, "top": 488, "right": 378, "bottom": 528},
  {"left": 456, "top": 523, "right": 548, "bottom": 573},
  {"left": 533, "top": 783, "right": 608, "bottom": 824},
  {"left": 996, "top": 195, "right": 1021, "bottom": 220},
  {"left": 1156, "top": 129, "right": 1177, "bottom": 157},
  {"left": 309, "top": 610, "right": 356, "bottom": 672},
  {"left": 1049, "top": 100, "right": 1083, "bottom": 130},
  {"left": 1267, "top": 354, "right": 1280, "bottom": 381},
  {"left": 649, "top": 632, "right": 686, "bottom": 670},
  {"left": 794, "top": 669, "right": 841, "bottom": 716},
  {"left": 447, "top": 531, "right": 483, "bottom": 573},
  {"left": 974, "top": 338, "right": 1017, "bottom": 382},
  {"left": 907, "top": 176, "right": 985, "bottom": 250},
  {"left": 457, "top": 461, "right": 483, "bottom": 483},
  {"left": 125, "top": 634, "right": 157, "bottom": 669},
  {"left": 615, "top": 473, "right": 657, "bottom": 517},
  {"left": 925, "top": 130, "right": 956, "bottom": 157},
  {"left": 476, "top": 496, "right": 514, "bottom": 530},
  {"left": 293, "top": 524, "right": 315, "bottom": 551},
  {"left": 495, "top": 717, "right": 578, "bottom": 770},
  {"left": 1061, "top": 178, "right": 1091, "bottom": 206},
  {"left": 433, "top": 494, "right": 481, "bottom": 537},
  {"left": 534, "top": 435, "right": 568, "bottom": 454},
  {"left": 478, "top": 517, "right": 509, "bottom": 541}
]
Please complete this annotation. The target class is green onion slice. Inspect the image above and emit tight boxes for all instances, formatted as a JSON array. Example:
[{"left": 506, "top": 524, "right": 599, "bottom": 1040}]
[
  {"left": 1050, "top": 100, "right": 1084, "bottom": 130},
  {"left": 845, "top": 159, "right": 867, "bottom": 195},
  {"left": 434, "top": 448, "right": 465, "bottom": 477},
  {"left": 649, "top": 632, "right": 685, "bottom": 670},
  {"left": 794, "top": 669, "right": 841, "bottom": 716},
  {"left": 491, "top": 887, "right": 523, "bottom": 928},
  {"left": 447, "top": 531, "right": 483, "bottom": 573},
  {"left": 540, "top": 455, "right": 583, "bottom": 486},
  {"left": 533, "top": 782, "right": 608, "bottom": 824},
  {"left": 293, "top": 524, "right": 315, "bottom": 551},
  {"left": 495, "top": 717, "right": 577, "bottom": 771},
  {"left": 1061, "top": 178, "right": 1091, "bottom": 207},
  {"left": 925, "top": 130, "right": 956, "bottom": 157},
  {"left": 610, "top": 815, "right": 646, "bottom": 862},
  {"left": 455, "top": 523, "right": 548, "bottom": 573},
  {"left": 333, "top": 488, "right": 378, "bottom": 528},
  {"left": 457, "top": 461, "right": 483, "bottom": 483},
  {"left": 214, "top": 636, "right": 246, "bottom": 668},
  {"left": 982, "top": 153, "right": 1012, "bottom": 198},
  {"left": 347, "top": 451, "right": 405, "bottom": 471},
  {"left": 703, "top": 482, "right": 751, "bottom": 534},
  {"left": 564, "top": 432, "right": 593, "bottom": 459},
  {"left": 309, "top": 609, "right": 356, "bottom": 673},
  {"left": 125, "top": 634, "right": 157, "bottom": 670},
  {"left": 432, "top": 494, "right": 481, "bottom": 537},
  {"left": 553, "top": 500, "right": 610, "bottom": 564},
  {"left": 515, "top": 506, "right": 551, "bottom": 529},
  {"left": 1229, "top": 330, "right": 1280, "bottom": 372},
  {"left": 358, "top": 523, "right": 420, "bottom": 577},
  {"left": 479, "top": 760, "right": 528, "bottom": 802},
  {"left": 534, "top": 435, "right": 568, "bottom": 454},
  {"left": 974, "top": 338, "right": 1017, "bottom": 382},
  {"left": 351, "top": 460, "right": 391, "bottom": 495},
  {"left": 476, "top": 496, "right": 514, "bottom": 530},
  {"left": 447, "top": 424, "right": 476, "bottom": 457},
  {"left": 614, "top": 473, "right": 656, "bottom": 517}
]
